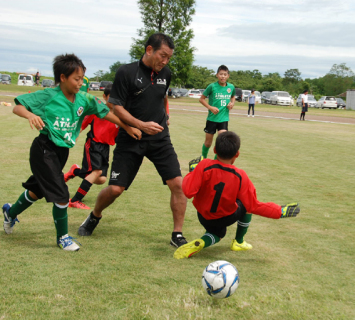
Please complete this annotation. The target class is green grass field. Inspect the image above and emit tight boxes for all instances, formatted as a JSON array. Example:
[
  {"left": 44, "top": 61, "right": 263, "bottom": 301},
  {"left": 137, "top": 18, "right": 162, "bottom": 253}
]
[{"left": 0, "top": 94, "right": 354, "bottom": 319}]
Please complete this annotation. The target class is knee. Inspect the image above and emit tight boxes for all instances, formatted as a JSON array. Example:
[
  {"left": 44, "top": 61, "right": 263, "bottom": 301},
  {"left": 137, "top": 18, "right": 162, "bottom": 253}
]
[
  {"left": 108, "top": 185, "right": 124, "bottom": 198},
  {"left": 167, "top": 177, "right": 184, "bottom": 195},
  {"left": 95, "top": 176, "right": 107, "bottom": 185}
]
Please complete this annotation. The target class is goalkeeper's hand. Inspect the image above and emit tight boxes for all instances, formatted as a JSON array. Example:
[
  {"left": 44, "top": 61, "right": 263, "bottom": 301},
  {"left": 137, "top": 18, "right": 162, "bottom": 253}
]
[
  {"left": 189, "top": 156, "right": 204, "bottom": 172},
  {"left": 280, "top": 203, "right": 300, "bottom": 218}
]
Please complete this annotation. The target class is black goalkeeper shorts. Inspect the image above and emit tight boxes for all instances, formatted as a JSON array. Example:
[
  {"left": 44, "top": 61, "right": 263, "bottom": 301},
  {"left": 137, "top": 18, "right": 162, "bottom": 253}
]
[{"left": 204, "top": 120, "right": 228, "bottom": 134}]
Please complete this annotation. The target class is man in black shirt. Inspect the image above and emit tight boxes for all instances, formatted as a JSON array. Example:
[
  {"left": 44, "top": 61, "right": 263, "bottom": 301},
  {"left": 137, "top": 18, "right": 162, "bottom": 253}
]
[{"left": 78, "top": 33, "right": 188, "bottom": 248}]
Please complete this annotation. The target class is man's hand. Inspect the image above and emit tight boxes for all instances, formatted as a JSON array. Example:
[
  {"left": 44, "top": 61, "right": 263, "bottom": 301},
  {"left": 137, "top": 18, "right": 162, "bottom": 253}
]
[
  {"left": 189, "top": 156, "right": 204, "bottom": 172},
  {"left": 140, "top": 121, "right": 164, "bottom": 135},
  {"left": 209, "top": 107, "right": 219, "bottom": 115},
  {"left": 280, "top": 203, "right": 300, "bottom": 218}
]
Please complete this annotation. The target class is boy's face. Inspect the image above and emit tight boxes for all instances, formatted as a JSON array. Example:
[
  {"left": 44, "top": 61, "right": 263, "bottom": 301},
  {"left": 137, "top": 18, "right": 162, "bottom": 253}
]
[
  {"left": 60, "top": 67, "right": 84, "bottom": 94},
  {"left": 216, "top": 70, "right": 229, "bottom": 85},
  {"left": 103, "top": 93, "right": 113, "bottom": 110}
]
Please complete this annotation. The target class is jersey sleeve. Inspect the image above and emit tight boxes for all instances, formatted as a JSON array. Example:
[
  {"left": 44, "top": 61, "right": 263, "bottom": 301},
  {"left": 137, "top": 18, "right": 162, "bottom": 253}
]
[
  {"left": 231, "top": 86, "right": 236, "bottom": 97},
  {"left": 203, "top": 84, "right": 212, "bottom": 97},
  {"left": 237, "top": 171, "right": 281, "bottom": 219},
  {"left": 81, "top": 115, "right": 95, "bottom": 130},
  {"left": 108, "top": 65, "right": 130, "bottom": 107},
  {"left": 82, "top": 93, "right": 109, "bottom": 119}
]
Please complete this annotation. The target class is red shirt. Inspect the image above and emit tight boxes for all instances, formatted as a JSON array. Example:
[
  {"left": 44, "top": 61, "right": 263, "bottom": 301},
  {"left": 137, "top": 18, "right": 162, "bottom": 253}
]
[
  {"left": 182, "top": 159, "right": 281, "bottom": 220},
  {"left": 81, "top": 114, "right": 119, "bottom": 146}
]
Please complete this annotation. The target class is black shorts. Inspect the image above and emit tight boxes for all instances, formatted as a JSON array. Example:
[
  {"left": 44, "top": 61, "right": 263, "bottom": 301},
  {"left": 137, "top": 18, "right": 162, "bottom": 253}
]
[
  {"left": 22, "top": 134, "right": 70, "bottom": 203},
  {"left": 197, "top": 200, "right": 246, "bottom": 238},
  {"left": 204, "top": 120, "right": 228, "bottom": 134},
  {"left": 302, "top": 103, "right": 308, "bottom": 112},
  {"left": 77, "top": 136, "right": 110, "bottom": 178},
  {"left": 109, "top": 135, "right": 181, "bottom": 190}
]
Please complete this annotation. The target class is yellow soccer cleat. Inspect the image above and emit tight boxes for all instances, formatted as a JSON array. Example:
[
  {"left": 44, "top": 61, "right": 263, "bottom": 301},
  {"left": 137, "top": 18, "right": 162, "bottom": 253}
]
[
  {"left": 174, "top": 239, "right": 205, "bottom": 259},
  {"left": 230, "top": 239, "right": 253, "bottom": 251}
]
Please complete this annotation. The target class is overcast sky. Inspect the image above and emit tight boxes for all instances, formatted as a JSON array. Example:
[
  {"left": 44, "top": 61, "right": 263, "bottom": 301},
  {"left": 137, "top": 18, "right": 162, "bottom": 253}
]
[{"left": 1, "top": 0, "right": 355, "bottom": 79}]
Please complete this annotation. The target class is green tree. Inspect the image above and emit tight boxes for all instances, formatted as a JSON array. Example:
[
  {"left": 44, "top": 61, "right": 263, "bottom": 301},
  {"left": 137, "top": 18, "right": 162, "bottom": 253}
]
[
  {"left": 324, "top": 63, "right": 355, "bottom": 95},
  {"left": 283, "top": 69, "right": 302, "bottom": 85},
  {"left": 186, "top": 65, "right": 215, "bottom": 89},
  {"left": 129, "top": 0, "right": 196, "bottom": 86},
  {"left": 109, "top": 61, "right": 125, "bottom": 74}
]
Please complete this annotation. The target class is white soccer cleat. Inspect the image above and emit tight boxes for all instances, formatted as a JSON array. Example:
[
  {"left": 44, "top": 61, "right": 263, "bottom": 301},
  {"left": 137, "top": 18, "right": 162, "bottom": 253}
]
[{"left": 57, "top": 234, "right": 81, "bottom": 251}]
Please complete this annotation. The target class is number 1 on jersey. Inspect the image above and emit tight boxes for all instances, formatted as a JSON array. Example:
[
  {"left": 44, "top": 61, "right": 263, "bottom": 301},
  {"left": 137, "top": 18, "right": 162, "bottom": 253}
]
[{"left": 210, "top": 182, "right": 225, "bottom": 213}]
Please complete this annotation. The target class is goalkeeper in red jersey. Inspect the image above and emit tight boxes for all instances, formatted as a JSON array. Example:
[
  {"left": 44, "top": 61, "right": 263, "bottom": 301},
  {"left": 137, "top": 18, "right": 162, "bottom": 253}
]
[{"left": 174, "top": 131, "right": 300, "bottom": 259}]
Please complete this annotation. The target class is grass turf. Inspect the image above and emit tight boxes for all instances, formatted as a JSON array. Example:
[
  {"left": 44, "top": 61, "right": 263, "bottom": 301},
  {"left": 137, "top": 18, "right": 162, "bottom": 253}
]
[{"left": 0, "top": 96, "right": 354, "bottom": 319}]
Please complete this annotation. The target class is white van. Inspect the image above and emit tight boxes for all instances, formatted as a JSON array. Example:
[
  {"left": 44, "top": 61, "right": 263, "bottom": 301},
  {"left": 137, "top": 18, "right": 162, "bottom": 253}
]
[
  {"left": 17, "top": 74, "right": 34, "bottom": 86},
  {"left": 270, "top": 91, "right": 292, "bottom": 106}
]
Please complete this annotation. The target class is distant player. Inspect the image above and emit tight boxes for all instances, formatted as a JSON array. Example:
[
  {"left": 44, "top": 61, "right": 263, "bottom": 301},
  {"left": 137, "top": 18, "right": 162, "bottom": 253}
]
[
  {"left": 2, "top": 54, "right": 141, "bottom": 251},
  {"left": 174, "top": 131, "right": 300, "bottom": 259},
  {"left": 80, "top": 67, "right": 90, "bottom": 93},
  {"left": 199, "top": 65, "right": 235, "bottom": 159},
  {"left": 300, "top": 89, "right": 308, "bottom": 121},
  {"left": 64, "top": 84, "right": 119, "bottom": 209}
]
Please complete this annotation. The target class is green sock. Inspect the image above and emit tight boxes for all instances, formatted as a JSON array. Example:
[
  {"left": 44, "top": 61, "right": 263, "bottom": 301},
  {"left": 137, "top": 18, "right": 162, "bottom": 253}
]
[
  {"left": 52, "top": 203, "right": 68, "bottom": 241},
  {"left": 235, "top": 213, "right": 252, "bottom": 244},
  {"left": 202, "top": 144, "right": 210, "bottom": 158},
  {"left": 9, "top": 190, "right": 37, "bottom": 218},
  {"left": 214, "top": 154, "right": 217, "bottom": 160},
  {"left": 201, "top": 232, "right": 220, "bottom": 248}
]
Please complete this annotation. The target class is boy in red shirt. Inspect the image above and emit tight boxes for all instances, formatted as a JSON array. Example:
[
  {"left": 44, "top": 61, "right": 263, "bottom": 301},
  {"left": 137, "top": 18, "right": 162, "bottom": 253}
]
[
  {"left": 174, "top": 131, "right": 300, "bottom": 259},
  {"left": 64, "top": 85, "right": 119, "bottom": 209}
]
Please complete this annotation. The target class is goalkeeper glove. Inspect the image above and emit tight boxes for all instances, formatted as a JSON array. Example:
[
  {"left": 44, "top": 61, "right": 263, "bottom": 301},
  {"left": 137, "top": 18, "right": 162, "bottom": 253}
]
[
  {"left": 280, "top": 203, "right": 300, "bottom": 218},
  {"left": 189, "top": 156, "right": 204, "bottom": 172}
]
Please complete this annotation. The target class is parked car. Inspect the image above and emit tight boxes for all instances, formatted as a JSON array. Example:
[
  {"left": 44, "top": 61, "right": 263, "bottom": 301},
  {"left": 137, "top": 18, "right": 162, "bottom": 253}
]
[
  {"left": 261, "top": 91, "right": 272, "bottom": 104},
  {"left": 17, "top": 74, "right": 34, "bottom": 86},
  {"left": 336, "top": 98, "right": 346, "bottom": 109},
  {"left": 316, "top": 96, "right": 337, "bottom": 109},
  {"left": 168, "top": 88, "right": 181, "bottom": 98},
  {"left": 296, "top": 94, "right": 317, "bottom": 108},
  {"left": 1, "top": 74, "right": 11, "bottom": 84},
  {"left": 89, "top": 81, "right": 100, "bottom": 91},
  {"left": 178, "top": 88, "right": 189, "bottom": 97},
  {"left": 270, "top": 91, "right": 292, "bottom": 106},
  {"left": 42, "top": 79, "right": 55, "bottom": 87},
  {"left": 234, "top": 88, "right": 242, "bottom": 102},
  {"left": 187, "top": 89, "right": 202, "bottom": 98},
  {"left": 242, "top": 90, "right": 251, "bottom": 102},
  {"left": 254, "top": 91, "right": 261, "bottom": 104},
  {"left": 99, "top": 81, "right": 112, "bottom": 91}
]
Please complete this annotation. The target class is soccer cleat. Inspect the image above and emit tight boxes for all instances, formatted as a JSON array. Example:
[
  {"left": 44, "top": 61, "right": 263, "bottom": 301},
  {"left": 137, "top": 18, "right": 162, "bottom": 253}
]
[
  {"left": 2, "top": 203, "right": 19, "bottom": 234},
  {"left": 64, "top": 164, "right": 80, "bottom": 182},
  {"left": 174, "top": 239, "right": 205, "bottom": 259},
  {"left": 69, "top": 199, "right": 90, "bottom": 210},
  {"left": 280, "top": 203, "right": 300, "bottom": 218},
  {"left": 230, "top": 240, "right": 253, "bottom": 251},
  {"left": 78, "top": 213, "right": 100, "bottom": 236},
  {"left": 57, "top": 234, "right": 81, "bottom": 251},
  {"left": 170, "top": 234, "right": 188, "bottom": 247}
]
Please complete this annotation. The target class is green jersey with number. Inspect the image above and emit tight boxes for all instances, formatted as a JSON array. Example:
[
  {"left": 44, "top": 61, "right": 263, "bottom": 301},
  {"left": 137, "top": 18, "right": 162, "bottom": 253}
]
[
  {"left": 80, "top": 76, "right": 90, "bottom": 92},
  {"left": 15, "top": 86, "right": 109, "bottom": 148},
  {"left": 203, "top": 82, "right": 235, "bottom": 122}
]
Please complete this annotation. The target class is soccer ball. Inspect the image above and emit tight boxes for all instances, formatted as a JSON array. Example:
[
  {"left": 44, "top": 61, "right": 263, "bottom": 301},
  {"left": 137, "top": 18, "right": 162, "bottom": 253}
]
[{"left": 202, "top": 260, "right": 239, "bottom": 299}]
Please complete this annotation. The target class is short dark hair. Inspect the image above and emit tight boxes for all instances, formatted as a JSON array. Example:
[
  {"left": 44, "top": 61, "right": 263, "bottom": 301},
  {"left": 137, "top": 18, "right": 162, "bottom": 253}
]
[
  {"left": 104, "top": 84, "right": 112, "bottom": 97},
  {"left": 303, "top": 89, "right": 308, "bottom": 93},
  {"left": 53, "top": 53, "right": 85, "bottom": 85},
  {"left": 144, "top": 33, "right": 175, "bottom": 52},
  {"left": 217, "top": 65, "right": 229, "bottom": 74},
  {"left": 215, "top": 131, "right": 241, "bottom": 160}
]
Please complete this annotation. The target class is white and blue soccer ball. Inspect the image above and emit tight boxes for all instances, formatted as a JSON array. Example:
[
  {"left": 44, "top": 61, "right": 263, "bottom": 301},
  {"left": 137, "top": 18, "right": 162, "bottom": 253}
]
[{"left": 202, "top": 260, "right": 239, "bottom": 299}]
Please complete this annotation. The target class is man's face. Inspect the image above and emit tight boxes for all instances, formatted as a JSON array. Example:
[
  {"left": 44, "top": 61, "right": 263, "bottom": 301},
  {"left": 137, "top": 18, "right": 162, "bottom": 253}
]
[{"left": 146, "top": 44, "right": 174, "bottom": 72}]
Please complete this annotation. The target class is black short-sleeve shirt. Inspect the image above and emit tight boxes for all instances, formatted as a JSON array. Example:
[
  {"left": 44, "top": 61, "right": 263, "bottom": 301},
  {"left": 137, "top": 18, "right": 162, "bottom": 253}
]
[{"left": 109, "top": 59, "right": 171, "bottom": 141}]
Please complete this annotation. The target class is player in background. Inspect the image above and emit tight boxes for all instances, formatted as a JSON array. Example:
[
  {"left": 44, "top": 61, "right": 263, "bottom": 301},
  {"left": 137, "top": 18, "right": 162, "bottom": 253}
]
[
  {"left": 2, "top": 54, "right": 141, "bottom": 251},
  {"left": 80, "top": 67, "right": 90, "bottom": 93},
  {"left": 174, "top": 131, "right": 300, "bottom": 259},
  {"left": 300, "top": 89, "right": 308, "bottom": 121},
  {"left": 199, "top": 65, "right": 235, "bottom": 160},
  {"left": 64, "top": 84, "right": 119, "bottom": 209}
]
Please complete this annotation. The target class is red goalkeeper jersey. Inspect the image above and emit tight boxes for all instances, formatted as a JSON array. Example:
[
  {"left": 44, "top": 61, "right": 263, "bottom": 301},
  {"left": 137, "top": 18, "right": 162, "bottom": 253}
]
[
  {"left": 81, "top": 114, "right": 119, "bottom": 146},
  {"left": 182, "top": 159, "right": 281, "bottom": 220}
]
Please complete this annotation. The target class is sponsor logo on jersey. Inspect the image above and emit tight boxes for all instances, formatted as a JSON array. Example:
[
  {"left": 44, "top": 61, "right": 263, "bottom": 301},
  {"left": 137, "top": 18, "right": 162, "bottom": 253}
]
[
  {"left": 77, "top": 106, "right": 84, "bottom": 116},
  {"left": 111, "top": 171, "right": 120, "bottom": 179},
  {"left": 157, "top": 78, "right": 167, "bottom": 85},
  {"left": 137, "top": 77, "right": 143, "bottom": 83},
  {"left": 53, "top": 117, "right": 79, "bottom": 130}
]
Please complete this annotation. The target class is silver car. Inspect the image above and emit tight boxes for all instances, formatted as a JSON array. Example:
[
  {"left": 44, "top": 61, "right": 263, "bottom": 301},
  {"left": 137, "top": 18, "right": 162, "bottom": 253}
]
[
  {"left": 316, "top": 96, "right": 337, "bottom": 109},
  {"left": 296, "top": 94, "right": 317, "bottom": 108}
]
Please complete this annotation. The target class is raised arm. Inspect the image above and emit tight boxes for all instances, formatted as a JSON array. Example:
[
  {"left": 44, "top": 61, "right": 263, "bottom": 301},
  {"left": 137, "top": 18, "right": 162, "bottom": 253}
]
[
  {"left": 13, "top": 104, "right": 45, "bottom": 130},
  {"left": 102, "top": 111, "right": 141, "bottom": 140}
]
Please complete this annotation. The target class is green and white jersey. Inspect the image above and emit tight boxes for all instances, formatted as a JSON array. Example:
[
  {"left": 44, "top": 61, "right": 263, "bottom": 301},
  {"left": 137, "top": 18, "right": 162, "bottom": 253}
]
[
  {"left": 80, "top": 76, "right": 90, "bottom": 92},
  {"left": 15, "top": 86, "right": 109, "bottom": 148},
  {"left": 203, "top": 82, "right": 235, "bottom": 123}
]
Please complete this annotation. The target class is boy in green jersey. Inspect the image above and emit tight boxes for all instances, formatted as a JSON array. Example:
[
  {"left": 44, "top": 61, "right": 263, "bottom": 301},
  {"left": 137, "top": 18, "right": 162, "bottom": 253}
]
[
  {"left": 199, "top": 65, "right": 236, "bottom": 159},
  {"left": 2, "top": 53, "right": 141, "bottom": 251}
]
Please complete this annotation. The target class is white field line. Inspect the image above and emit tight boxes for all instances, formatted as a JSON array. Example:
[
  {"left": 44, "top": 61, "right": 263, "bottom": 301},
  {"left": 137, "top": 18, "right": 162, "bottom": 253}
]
[{"left": 170, "top": 107, "right": 355, "bottom": 125}]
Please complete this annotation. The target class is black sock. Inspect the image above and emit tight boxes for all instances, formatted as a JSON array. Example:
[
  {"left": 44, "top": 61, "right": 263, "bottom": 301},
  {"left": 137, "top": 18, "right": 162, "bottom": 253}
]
[
  {"left": 72, "top": 179, "right": 92, "bottom": 202},
  {"left": 172, "top": 231, "right": 183, "bottom": 238},
  {"left": 73, "top": 168, "right": 81, "bottom": 176}
]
